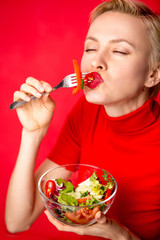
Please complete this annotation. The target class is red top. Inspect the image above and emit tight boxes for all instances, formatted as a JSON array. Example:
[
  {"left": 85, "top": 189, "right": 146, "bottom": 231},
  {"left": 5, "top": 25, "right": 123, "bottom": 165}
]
[{"left": 48, "top": 97, "right": 160, "bottom": 240}]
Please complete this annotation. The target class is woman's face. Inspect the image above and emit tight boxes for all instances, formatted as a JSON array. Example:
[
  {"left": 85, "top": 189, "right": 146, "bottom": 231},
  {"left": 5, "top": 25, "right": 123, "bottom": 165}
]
[{"left": 81, "top": 12, "right": 152, "bottom": 115}]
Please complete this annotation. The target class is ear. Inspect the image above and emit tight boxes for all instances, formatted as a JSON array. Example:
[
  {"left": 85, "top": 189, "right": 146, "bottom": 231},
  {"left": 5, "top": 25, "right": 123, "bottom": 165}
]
[{"left": 145, "top": 63, "right": 160, "bottom": 88}]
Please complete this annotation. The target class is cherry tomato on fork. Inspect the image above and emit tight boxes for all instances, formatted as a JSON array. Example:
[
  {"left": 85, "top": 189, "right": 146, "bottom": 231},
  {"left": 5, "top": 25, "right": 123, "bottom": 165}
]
[
  {"left": 84, "top": 72, "right": 104, "bottom": 89},
  {"left": 45, "top": 180, "right": 56, "bottom": 199}
]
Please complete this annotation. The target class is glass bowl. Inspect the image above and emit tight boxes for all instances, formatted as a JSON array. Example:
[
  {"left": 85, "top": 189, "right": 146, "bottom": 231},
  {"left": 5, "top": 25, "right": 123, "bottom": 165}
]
[{"left": 38, "top": 164, "right": 117, "bottom": 226}]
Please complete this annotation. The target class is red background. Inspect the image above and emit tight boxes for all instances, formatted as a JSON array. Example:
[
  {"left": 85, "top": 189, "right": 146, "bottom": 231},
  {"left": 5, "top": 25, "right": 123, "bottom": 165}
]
[{"left": 0, "top": 0, "right": 159, "bottom": 239}]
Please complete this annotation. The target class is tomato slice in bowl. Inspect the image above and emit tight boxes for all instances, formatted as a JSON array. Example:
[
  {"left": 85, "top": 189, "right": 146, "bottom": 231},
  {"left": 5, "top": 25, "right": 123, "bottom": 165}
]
[
  {"left": 104, "top": 188, "right": 113, "bottom": 204},
  {"left": 65, "top": 206, "right": 100, "bottom": 224},
  {"left": 77, "top": 196, "right": 91, "bottom": 204}
]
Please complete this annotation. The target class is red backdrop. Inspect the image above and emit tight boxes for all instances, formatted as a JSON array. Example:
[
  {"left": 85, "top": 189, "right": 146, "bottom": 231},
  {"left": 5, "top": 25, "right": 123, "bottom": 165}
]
[{"left": 0, "top": 0, "right": 159, "bottom": 239}]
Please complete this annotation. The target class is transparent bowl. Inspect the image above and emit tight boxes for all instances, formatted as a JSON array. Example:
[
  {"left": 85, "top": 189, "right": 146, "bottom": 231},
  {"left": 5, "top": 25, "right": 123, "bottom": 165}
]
[{"left": 38, "top": 164, "right": 117, "bottom": 226}]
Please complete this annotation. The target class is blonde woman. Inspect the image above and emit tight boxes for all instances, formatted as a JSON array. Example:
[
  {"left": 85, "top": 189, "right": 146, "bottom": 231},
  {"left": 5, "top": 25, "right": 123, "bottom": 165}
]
[{"left": 5, "top": 0, "right": 160, "bottom": 239}]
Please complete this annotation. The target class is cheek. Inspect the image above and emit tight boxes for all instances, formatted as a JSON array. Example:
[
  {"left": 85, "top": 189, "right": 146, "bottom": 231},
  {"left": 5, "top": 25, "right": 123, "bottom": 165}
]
[
  {"left": 81, "top": 53, "right": 94, "bottom": 72},
  {"left": 81, "top": 54, "right": 87, "bottom": 72},
  {"left": 114, "top": 60, "right": 149, "bottom": 87}
]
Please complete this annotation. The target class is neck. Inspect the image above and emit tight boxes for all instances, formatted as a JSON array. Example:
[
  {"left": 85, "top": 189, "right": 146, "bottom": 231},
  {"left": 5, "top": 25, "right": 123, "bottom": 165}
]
[{"left": 104, "top": 95, "right": 148, "bottom": 117}]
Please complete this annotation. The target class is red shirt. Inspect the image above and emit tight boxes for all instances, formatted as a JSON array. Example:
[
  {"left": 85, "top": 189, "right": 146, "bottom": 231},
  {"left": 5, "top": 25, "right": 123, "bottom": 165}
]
[{"left": 48, "top": 97, "right": 160, "bottom": 240}]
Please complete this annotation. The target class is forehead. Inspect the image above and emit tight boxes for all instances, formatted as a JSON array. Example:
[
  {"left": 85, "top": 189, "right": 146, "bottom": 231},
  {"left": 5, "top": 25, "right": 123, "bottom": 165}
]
[{"left": 87, "top": 12, "right": 151, "bottom": 50}]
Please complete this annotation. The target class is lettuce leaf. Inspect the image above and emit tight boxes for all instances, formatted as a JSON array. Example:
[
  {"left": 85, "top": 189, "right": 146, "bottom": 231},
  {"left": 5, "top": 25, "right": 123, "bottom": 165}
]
[
  {"left": 89, "top": 172, "right": 97, "bottom": 181},
  {"left": 56, "top": 178, "right": 74, "bottom": 193},
  {"left": 102, "top": 169, "right": 108, "bottom": 181},
  {"left": 58, "top": 193, "right": 78, "bottom": 206}
]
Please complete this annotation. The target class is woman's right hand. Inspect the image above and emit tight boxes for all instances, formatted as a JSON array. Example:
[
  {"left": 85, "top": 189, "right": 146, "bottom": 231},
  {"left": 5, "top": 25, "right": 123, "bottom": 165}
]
[{"left": 14, "top": 77, "right": 55, "bottom": 134}]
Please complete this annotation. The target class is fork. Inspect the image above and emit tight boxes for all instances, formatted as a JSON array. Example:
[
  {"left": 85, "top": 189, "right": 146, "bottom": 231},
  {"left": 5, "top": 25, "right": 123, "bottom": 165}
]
[{"left": 10, "top": 72, "right": 87, "bottom": 110}]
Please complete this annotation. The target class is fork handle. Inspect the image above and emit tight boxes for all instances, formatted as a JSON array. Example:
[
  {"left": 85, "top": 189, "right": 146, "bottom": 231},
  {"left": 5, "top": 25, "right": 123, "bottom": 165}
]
[{"left": 10, "top": 89, "right": 56, "bottom": 110}]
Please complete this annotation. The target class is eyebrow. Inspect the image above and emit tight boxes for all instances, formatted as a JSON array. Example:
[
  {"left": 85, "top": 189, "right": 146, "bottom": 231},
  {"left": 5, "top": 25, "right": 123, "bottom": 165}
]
[
  {"left": 110, "top": 39, "right": 135, "bottom": 48},
  {"left": 85, "top": 36, "right": 135, "bottom": 48}
]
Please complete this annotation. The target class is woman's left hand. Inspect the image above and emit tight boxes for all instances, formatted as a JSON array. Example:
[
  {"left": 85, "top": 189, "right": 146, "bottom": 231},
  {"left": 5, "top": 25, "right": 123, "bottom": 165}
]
[{"left": 44, "top": 210, "right": 140, "bottom": 240}]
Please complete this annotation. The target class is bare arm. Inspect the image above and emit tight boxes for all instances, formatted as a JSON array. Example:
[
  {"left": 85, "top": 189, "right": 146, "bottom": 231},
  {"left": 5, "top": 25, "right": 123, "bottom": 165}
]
[
  {"left": 5, "top": 77, "right": 57, "bottom": 233},
  {"left": 5, "top": 129, "right": 58, "bottom": 233}
]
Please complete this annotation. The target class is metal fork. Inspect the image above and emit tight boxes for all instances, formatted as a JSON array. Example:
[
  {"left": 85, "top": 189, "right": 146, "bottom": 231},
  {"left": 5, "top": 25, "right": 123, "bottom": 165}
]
[{"left": 10, "top": 72, "right": 87, "bottom": 110}]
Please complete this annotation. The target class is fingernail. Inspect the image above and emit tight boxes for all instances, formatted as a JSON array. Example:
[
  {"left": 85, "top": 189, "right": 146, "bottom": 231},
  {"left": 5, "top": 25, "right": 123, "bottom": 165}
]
[
  {"left": 97, "top": 211, "right": 102, "bottom": 219},
  {"left": 36, "top": 92, "right": 41, "bottom": 97},
  {"left": 25, "top": 97, "right": 30, "bottom": 102},
  {"left": 46, "top": 87, "right": 52, "bottom": 92}
]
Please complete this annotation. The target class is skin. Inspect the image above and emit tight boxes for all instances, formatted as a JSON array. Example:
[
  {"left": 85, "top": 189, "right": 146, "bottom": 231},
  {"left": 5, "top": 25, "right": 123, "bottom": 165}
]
[
  {"left": 81, "top": 12, "right": 159, "bottom": 117},
  {"left": 44, "top": 210, "right": 140, "bottom": 239},
  {"left": 5, "top": 11, "right": 160, "bottom": 239},
  {"left": 5, "top": 79, "right": 57, "bottom": 232}
]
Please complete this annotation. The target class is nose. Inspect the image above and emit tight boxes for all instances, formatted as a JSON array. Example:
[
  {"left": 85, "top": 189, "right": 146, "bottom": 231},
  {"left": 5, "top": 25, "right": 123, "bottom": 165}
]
[{"left": 91, "top": 53, "right": 107, "bottom": 71}]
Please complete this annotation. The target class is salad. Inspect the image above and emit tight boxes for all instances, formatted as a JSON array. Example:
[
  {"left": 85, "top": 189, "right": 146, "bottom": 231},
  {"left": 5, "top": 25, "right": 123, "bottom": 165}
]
[{"left": 45, "top": 170, "right": 115, "bottom": 224}]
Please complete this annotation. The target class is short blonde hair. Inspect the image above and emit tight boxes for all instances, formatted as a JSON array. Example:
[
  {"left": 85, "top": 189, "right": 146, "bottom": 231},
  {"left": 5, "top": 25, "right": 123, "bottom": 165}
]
[{"left": 90, "top": 0, "right": 160, "bottom": 98}]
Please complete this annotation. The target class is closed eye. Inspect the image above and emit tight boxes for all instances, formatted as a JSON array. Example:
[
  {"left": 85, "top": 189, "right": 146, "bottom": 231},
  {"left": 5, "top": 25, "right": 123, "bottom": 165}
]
[
  {"left": 113, "top": 51, "right": 128, "bottom": 55},
  {"left": 85, "top": 49, "right": 97, "bottom": 52}
]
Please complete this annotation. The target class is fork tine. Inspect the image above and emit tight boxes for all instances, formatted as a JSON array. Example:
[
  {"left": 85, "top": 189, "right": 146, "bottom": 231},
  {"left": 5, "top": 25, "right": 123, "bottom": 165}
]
[
  {"left": 70, "top": 72, "right": 87, "bottom": 81},
  {"left": 71, "top": 83, "right": 77, "bottom": 87}
]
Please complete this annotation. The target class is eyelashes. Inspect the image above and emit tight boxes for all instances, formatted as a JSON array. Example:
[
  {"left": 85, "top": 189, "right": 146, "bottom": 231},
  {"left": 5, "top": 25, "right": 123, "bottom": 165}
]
[
  {"left": 113, "top": 51, "right": 128, "bottom": 55},
  {"left": 85, "top": 49, "right": 96, "bottom": 52},
  {"left": 84, "top": 49, "right": 128, "bottom": 55}
]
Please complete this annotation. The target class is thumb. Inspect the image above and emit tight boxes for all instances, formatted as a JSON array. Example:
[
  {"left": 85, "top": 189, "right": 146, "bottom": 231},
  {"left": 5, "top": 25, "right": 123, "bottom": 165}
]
[{"left": 95, "top": 211, "right": 107, "bottom": 224}]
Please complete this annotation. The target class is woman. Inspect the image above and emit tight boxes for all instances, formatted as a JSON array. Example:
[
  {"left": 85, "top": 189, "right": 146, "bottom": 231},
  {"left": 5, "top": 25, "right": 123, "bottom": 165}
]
[{"left": 5, "top": 0, "right": 160, "bottom": 239}]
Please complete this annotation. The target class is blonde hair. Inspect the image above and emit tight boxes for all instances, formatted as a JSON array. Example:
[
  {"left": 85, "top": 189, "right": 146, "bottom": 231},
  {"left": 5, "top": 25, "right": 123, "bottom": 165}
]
[{"left": 90, "top": 0, "right": 160, "bottom": 98}]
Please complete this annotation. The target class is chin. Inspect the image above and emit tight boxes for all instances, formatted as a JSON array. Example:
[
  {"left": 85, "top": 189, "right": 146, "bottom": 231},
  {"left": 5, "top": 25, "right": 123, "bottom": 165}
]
[{"left": 84, "top": 89, "right": 106, "bottom": 105}]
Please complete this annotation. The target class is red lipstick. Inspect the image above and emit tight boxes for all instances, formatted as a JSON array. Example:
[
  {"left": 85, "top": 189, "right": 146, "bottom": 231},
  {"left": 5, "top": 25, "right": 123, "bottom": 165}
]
[{"left": 84, "top": 72, "right": 104, "bottom": 89}]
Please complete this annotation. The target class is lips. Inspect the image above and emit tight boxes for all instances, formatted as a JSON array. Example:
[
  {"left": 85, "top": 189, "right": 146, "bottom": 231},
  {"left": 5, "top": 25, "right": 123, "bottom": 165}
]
[{"left": 84, "top": 72, "right": 104, "bottom": 89}]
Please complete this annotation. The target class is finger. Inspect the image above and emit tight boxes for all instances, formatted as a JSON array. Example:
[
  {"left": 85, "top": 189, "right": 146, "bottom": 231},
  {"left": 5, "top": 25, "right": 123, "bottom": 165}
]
[
  {"left": 44, "top": 210, "right": 56, "bottom": 225},
  {"left": 95, "top": 211, "right": 107, "bottom": 224},
  {"left": 14, "top": 90, "right": 31, "bottom": 102},
  {"left": 26, "top": 77, "right": 45, "bottom": 92},
  {"left": 44, "top": 210, "right": 67, "bottom": 230},
  {"left": 42, "top": 94, "right": 56, "bottom": 112},
  {"left": 20, "top": 83, "right": 42, "bottom": 98},
  {"left": 40, "top": 81, "right": 52, "bottom": 93},
  {"left": 44, "top": 210, "right": 84, "bottom": 235}
]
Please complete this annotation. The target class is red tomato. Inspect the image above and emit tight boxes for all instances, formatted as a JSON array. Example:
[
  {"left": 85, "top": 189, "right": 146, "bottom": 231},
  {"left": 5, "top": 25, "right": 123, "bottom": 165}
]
[
  {"left": 65, "top": 206, "right": 100, "bottom": 224},
  {"left": 84, "top": 72, "right": 104, "bottom": 89},
  {"left": 104, "top": 188, "right": 113, "bottom": 204},
  {"left": 45, "top": 180, "right": 56, "bottom": 198},
  {"left": 104, "top": 188, "right": 112, "bottom": 199},
  {"left": 77, "top": 196, "right": 91, "bottom": 204}
]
